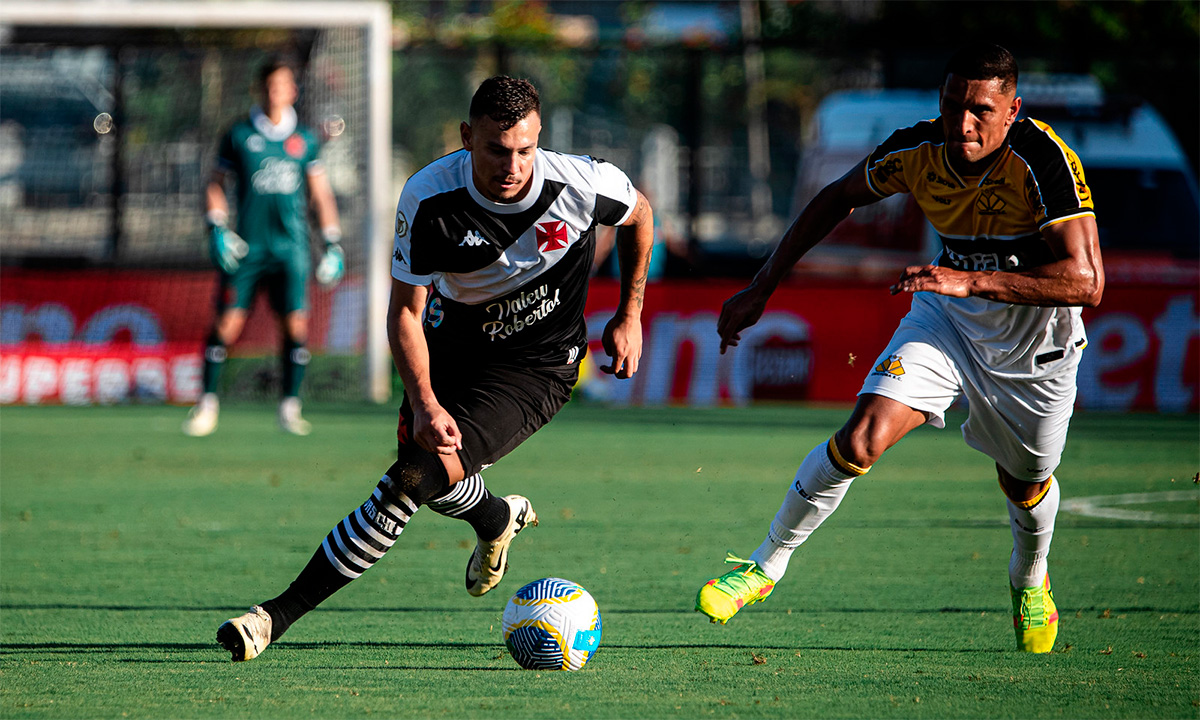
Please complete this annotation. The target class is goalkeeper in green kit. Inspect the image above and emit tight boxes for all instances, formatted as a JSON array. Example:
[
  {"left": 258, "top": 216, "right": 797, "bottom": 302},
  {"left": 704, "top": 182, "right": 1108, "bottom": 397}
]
[{"left": 183, "top": 57, "right": 343, "bottom": 437}]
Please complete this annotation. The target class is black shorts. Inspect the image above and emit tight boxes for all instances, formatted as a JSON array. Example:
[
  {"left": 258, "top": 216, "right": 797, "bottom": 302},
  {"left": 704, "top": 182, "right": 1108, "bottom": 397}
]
[{"left": 398, "top": 359, "right": 578, "bottom": 477}]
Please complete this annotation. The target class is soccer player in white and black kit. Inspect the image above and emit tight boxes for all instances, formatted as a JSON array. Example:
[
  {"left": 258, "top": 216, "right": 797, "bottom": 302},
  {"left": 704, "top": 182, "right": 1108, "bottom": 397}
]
[
  {"left": 217, "top": 76, "right": 655, "bottom": 661},
  {"left": 695, "top": 45, "right": 1103, "bottom": 654}
]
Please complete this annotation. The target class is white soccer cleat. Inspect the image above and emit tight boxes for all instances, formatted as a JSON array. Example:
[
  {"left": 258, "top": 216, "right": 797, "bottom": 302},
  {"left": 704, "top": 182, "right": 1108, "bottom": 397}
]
[
  {"left": 465, "top": 495, "right": 538, "bottom": 597},
  {"left": 182, "top": 393, "right": 219, "bottom": 437},
  {"left": 216, "top": 605, "right": 273, "bottom": 662},
  {"left": 278, "top": 396, "right": 312, "bottom": 436}
]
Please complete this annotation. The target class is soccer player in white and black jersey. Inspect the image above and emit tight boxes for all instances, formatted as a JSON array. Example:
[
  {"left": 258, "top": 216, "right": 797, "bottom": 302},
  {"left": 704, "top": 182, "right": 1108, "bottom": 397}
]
[{"left": 217, "top": 76, "right": 655, "bottom": 661}]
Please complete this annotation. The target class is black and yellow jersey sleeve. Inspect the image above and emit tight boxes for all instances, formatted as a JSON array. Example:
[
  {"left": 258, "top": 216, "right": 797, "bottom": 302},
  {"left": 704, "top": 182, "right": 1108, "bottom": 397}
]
[
  {"left": 1009, "top": 119, "right": 1094, "bottom": 230},
  {"left": 863, "top": 119, "right": 943, "bottom": 198}
]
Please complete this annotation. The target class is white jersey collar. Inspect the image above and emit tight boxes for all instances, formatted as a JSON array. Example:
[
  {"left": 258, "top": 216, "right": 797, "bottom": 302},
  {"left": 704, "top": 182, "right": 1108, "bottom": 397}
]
[
  {"left": 250, "top": 105, "right": 298, "bottom": 142},
  {"left": 465, "top": 149, "right": 544, "bottom": 215}
]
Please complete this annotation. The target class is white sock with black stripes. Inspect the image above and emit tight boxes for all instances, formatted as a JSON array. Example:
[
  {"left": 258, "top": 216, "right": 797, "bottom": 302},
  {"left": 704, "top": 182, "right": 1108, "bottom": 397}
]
[{"left": 749, "top": 439, "right": 864, "bottom": 582}]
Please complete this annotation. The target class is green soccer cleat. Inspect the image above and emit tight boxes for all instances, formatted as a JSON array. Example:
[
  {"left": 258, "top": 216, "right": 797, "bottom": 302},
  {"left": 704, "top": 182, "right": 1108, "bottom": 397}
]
[
  {"left": 465, "top": 495, "right": 538, "bottom": 597},
  {"left": 1011, "top": 573, "right": 1058, "bottom": 653},
  {"left": 216, "top": 605, "right": 273, "bottom": 662},
  {"left": 695, "top": 552, "right": 776, "bottom": 624}
]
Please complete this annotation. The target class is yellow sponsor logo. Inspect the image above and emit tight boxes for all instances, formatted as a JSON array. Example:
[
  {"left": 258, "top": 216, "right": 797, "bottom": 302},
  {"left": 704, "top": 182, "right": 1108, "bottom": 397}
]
[{"left": 874, "top": 354, "right": 905, "bottom": 376}]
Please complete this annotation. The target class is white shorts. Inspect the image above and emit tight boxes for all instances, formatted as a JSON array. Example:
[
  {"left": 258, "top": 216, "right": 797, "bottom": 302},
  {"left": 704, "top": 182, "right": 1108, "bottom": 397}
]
[{"left": 859, "top": 308, "right": 1078, "bottom": 482}]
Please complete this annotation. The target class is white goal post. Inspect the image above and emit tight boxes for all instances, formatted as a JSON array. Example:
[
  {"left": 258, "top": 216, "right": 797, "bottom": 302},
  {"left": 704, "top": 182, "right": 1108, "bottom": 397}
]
[{"left": 0, "top": 1, "right": 394, "bottom": 403}]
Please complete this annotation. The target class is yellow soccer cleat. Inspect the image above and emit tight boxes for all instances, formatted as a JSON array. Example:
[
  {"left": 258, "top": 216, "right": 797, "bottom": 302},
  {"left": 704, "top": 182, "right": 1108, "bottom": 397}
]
[
  {"left": 1011, "top": 574, "right": 1058, "bottom": 653},
  {"left": 695, "top": 553, "right": 775, "bottom": 624},
  {"left": 465, "top": 495, "right": 538, "bottom": 597}
]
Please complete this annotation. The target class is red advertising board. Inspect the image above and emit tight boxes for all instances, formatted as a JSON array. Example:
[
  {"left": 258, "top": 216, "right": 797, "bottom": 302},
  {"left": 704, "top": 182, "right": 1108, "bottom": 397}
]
[
  {"left": 0, "top": 268, "right": 357, "bottom": 353},
  {"left": 578, "top": 279, "right": 1199, "bottom": 412},
  {"left": 1, "top": 269, "right": 1196, "bottom": 411}
]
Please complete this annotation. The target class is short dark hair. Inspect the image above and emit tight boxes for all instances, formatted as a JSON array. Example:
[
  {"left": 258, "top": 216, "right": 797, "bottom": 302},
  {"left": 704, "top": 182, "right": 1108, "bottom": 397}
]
[
  {"left": 943, "top": 44, "right": 1018, "bottom": 94},
  {"left": 258, "top": 55, "right": 298, "bottom": 88},
  {"left": 469, "top": 76, "right": 541, "bottom": 130}
]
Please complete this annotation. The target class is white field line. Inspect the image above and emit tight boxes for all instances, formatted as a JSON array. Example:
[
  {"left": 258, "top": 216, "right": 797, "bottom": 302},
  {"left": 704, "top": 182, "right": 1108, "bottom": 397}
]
[{"left": 1061, "top": 490, "right": 1200, "bottom": 525}]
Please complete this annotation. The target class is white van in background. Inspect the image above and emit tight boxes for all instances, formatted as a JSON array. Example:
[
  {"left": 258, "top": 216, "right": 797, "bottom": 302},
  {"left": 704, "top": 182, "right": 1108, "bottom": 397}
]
[{"left": 791, "top": 75, "right": 1200, "bottom": 283}]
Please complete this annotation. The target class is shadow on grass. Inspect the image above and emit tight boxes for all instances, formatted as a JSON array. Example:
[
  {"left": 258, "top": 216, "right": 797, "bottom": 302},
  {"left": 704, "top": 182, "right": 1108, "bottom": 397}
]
[
  {"left": 2, "top": 603, "right": 1195, "bottom": 614},
  {"left": 0, "top": 640, "right": 1010, "bottom": 658}
]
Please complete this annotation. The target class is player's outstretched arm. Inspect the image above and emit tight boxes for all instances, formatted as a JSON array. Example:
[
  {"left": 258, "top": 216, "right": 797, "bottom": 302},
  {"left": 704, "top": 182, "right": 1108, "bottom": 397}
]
[
  {"left": 601, "top": 189, "right": 654, "bottom": 379},
  {"left": 387, "top": 279, "right": 462, "bottom": 455},
  {"left": 889, "top": 215, "right": 1104, "bottom": 307},
  {"left": 718, "top": 162, "right": 880, "bottom": 353}
]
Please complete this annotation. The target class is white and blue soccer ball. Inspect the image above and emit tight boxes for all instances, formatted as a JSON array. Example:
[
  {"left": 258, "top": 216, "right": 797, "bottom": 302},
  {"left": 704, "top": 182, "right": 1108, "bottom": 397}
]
[{"left": 502, "top": 578, "right": 601, "bottom": 671}]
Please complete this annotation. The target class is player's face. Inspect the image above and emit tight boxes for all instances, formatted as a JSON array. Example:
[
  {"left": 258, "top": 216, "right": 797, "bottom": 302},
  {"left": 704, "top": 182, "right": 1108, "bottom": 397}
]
[
  {"left": 939, "top": 74, "right": 1021, "bottom": 167},
  {"left": 262, "top": 67, "right": 298, "bottom": 113},
  {"left": 461, "top": 112, "right": 541, "bottom": 203}
]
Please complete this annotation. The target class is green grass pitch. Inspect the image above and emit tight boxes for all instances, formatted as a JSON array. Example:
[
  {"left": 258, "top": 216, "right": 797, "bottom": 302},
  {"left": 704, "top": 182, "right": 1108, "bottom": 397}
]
[{"left": 2, "top": 403, "right": 1197, "bottom": 719}]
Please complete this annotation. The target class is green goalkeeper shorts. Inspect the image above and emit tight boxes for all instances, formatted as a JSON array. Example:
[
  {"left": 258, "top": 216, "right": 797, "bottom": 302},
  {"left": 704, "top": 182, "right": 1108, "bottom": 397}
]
[{"left": 217, "top": 242, "right": 310, "bottom": 315}]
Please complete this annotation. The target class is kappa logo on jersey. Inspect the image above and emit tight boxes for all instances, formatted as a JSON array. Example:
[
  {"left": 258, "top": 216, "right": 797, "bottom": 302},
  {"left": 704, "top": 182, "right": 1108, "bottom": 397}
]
[
  {"left": 536, "top": 221, "right": 569, "bottom": 253},
  {"left": 246, "top": 135, "right": 266, "bottom": 153},
  {"left": 460, "top": 230, "right": 487, "bottom": 247},
  {"left": 284, "top": 134, "right": 307, "bottom": 159},
  {"left": 873, "top": 354, "right": 906, "bottom": 377},
  {"left": 976, "top": 188, "right": 1007, "bottom": 215}
]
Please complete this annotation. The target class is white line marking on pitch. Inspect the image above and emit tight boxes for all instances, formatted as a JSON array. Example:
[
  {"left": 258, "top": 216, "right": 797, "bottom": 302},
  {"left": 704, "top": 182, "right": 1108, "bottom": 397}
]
[{"left": 1061, "top": 490, "right": 1200, "bottom": 525}]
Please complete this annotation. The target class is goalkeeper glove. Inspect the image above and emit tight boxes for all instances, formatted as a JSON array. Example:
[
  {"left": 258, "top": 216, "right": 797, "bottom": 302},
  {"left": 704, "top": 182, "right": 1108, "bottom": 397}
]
[
  {"left": 206, "top": 215, "right": 248, "bottom": 274},
  {"left": 315, "top": 227, "right": 345, "bottom": 287}
]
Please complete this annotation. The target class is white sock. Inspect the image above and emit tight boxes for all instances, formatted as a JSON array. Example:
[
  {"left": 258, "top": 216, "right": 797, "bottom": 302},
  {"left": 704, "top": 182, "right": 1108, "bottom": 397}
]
[
  {"left": 1006, "top": 477, "right": 1059, "bottom": 589},
  {"left": 749, "top": 439, "right": 862, "bottom": 581}
]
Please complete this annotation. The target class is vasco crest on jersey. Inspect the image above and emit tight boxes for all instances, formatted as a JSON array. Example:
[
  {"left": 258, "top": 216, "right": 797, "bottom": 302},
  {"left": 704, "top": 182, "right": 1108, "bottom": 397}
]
[{"left": 536, "top": 220, "right": 571, "bottom": 254}]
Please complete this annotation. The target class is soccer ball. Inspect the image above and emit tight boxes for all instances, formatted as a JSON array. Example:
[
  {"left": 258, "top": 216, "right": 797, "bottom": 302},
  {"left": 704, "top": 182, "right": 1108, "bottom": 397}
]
[{"left": 502, "top": 578, "right": 602, "bottom": 671}]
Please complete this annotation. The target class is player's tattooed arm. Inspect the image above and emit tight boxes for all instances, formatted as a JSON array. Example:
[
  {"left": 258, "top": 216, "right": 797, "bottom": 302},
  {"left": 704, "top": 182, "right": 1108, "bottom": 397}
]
[
  {"left": 602, "top": 190, "right": 654, "bottom": 379},
  {"left": 890, "top": 215, "right": 1104, "bottom": 307}
]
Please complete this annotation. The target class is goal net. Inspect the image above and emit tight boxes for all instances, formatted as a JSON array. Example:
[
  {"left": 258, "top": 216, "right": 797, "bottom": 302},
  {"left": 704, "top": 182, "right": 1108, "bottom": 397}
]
[{"left": 0, "top": 1, "right": 392, "bottom": 405}]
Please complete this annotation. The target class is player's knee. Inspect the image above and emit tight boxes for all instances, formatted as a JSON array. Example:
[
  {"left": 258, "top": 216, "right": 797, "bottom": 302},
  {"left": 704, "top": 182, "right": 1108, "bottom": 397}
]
[
  {"left": 382, "top": 444, "right": 451, "bottom": 507},
  {"left": 282, "top": 312, "right": 308, "bottom": 344},
  {"left": 998, "top": 466, "right": 1053, "bottom": 506},
  {"left": 834, "top": 425, "right": 887, "bottom": 469},
  {"left": 217, "top": 314, "right": 246, "bottom": 344}
]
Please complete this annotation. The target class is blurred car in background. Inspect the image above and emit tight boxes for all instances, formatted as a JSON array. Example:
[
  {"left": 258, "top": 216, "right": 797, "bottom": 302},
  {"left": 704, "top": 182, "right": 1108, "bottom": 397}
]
[{"left": 0, "top": 50, "right": 113, "bottom": 208}]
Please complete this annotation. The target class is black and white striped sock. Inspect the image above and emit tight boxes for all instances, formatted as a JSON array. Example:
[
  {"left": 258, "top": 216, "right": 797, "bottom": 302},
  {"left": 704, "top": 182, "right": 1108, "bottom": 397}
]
[
  {"left": 426, "top": 473, "right": 486, "bottom": 517},
  {"left": 260, "top": 473, "right": 422, "bottom": 640},
  {"left": 321, "top": 477, "right": 417, "bottom": 579},
  {"left": 427, "top": 473, "right": 511, "bottom": 540}
]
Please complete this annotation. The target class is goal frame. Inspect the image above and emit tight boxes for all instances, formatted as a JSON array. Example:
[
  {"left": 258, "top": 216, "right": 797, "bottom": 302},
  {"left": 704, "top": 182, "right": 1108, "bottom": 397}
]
[{"left": 0, "top": 1, "right": 395, "bottom": 403}]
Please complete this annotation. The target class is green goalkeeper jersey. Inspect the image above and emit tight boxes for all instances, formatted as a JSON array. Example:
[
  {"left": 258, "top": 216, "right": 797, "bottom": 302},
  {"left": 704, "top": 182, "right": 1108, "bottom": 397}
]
[{"left": 216, "top": 106, "right": 322, "bottom": 255}]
